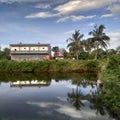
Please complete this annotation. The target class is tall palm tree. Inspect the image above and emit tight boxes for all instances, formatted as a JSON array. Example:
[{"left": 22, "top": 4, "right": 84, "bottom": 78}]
[
  {"left": 88, "top": 24, "right": 110, "bottom": 59},
  {"left": 67, "top": 30, "right": 84, "bottom": 60}
]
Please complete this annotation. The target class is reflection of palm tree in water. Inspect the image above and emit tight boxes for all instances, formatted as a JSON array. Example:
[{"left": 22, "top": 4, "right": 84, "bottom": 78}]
[
  {"left": 88, "top": 92, "right": 106, "bottom": 115},
  {"left": 67, "top": 80, "right": 106, "bottom": 115},
  {"left": 86, "top": 82, "right": 105, "bottom": 116},
  {"left": 67, "top": 85, "right": 84, "bottom": 110}
]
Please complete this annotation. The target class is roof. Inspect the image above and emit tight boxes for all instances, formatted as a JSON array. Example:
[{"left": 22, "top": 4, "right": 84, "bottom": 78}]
[
  {"left": 54, "top": 52, "right": 64, "bottom": 57},
  {"left": 10, "top": 43, "right": 50, "bottom": 47}
]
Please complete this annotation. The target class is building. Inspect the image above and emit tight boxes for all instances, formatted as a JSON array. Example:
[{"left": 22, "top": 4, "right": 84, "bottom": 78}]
[
  {"left": 10, "top": 43, "right": 51, "bottom": 60},
  {"left": 54, "top": 52, "right": 64, "bottom": 59}
]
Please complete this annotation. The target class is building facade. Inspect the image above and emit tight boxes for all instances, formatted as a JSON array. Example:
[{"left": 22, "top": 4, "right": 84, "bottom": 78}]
[{"left": 10, "top": 43, "right": 51, "bottom": 60}]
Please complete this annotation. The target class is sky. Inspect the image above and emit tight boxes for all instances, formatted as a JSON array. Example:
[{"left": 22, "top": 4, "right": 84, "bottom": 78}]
[{"left": 0, "top": 0, "right": 120, "bottom": 50}]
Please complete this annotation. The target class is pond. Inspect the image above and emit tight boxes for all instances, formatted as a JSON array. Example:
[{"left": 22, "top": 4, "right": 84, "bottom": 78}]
[{"left": 0, "top": 73, "right": 115, "bottom": 120}]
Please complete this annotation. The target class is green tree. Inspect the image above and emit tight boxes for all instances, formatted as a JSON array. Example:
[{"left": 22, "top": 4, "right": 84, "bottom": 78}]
[
  {"left": 88, "top": 25, "right": 110, "bottom": 59},
  {"left": 67, "top": 30, "right": 84, "bottom": 60},
  {"left": 0, "top": 47, "right": 10, "bottom": 60},
  {"left": 81, "top": 39, "right": 92, "bottom": 54},
  {"left": 52, "top": 46, "right": 59, "bottom": 52},
  {"left": 116, "top": 46, "right": 120, "bottom": 54}
]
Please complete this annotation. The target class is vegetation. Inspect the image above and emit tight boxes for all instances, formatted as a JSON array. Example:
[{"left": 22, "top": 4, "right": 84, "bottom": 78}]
[
  {"left": 66, "top": 30, "right": 84, "bottom": 60},
  {"left": 0, "top": 47, "right": 10, "bottom": 60},
  {"left": 102, "top": 55, "right": 120, "bottom": 119},
  {"left": 88, "top": 24, "right": 110, "bottom": 59},
  {"left": 0, "top": 59, "right": 100, "bottom": 73},
  {"left": 0, "top": 24, "right": 120, "bottom": 119}
]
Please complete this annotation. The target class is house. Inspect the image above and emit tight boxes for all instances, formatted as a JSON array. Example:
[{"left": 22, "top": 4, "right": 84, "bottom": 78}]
[
  {"left": 10, "top": 43, "right": 51, "bottom": 60},
  {"left": 54, "top": 52, "right": 64, "bottom": 59}
]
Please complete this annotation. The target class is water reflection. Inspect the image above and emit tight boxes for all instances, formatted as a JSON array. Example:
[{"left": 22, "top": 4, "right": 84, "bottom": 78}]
[
  {"left": 67, "top": 79, "right": 106, "bottom": 116},
  {"left": 67, "top": 86, "right": 84, "bottom": 110},
  {"left": 0, "top": 72, "right": 97, "bottom": 83},
  {"left": 10, "top": 80, "right": 50, "bottom": 88},
  {"left": 0, "top": 72, "right": 114, "bottom": 120}
]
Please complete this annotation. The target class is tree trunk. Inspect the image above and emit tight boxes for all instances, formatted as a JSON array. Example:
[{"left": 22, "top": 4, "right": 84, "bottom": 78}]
[{"left": 95, "top": 45, "right": 99, "bottom": 60}]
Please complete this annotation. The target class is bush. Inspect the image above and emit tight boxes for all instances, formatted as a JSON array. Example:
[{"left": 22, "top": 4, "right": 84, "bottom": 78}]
[
  {"left": 102, "top": 54, "right": 120, "bottom": 119},
  {"left": 85, "top": 60, "right": 99, "bottom": 72},
  {"left": 0, "top": 59, "right": 100, "bottom": 73}
]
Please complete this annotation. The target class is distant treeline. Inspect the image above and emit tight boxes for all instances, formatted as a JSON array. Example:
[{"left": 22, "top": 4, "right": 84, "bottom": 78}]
[{"left": 0, "top": 59, "right": 100, "bottom": 73}]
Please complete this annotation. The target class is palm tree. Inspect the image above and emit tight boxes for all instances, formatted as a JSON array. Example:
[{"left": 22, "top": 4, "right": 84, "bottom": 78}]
[
  {"left": 88, "top": 24, "right": 110, "bottom": 59},
  {"left": 67, "top": 30, "right": 84, "bottom": 60},
  {"left": 81, "top": 39, "right": 92, "bottom": 54}
]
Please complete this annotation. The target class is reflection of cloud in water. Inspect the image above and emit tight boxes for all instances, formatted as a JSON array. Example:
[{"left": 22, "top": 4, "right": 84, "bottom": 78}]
[
  {"left": 27, "top": 99, "right": 110, "bottom": 119},
  {"left": 66, "top": 84, "right": 76, "bottom": 89},
  {"left": 57, "top": 96, "right": 67, "bottom": 102}
]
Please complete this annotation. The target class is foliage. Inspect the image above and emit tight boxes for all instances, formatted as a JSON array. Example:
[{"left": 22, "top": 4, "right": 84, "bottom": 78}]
[
  {"left": 0, "top": 48, "right": 11, "bottom": 60},
  {"left": 88, "top": 24, "right": 110, "bottom": 59},
  {"left": 52, "top": 46, "right": 59, "bottom": 52},
  {"left": 0, "top": 59, "right": 100, "bottom": 73},
  {"left": 102, "top": 54, "right": 120, "bottom": 119},
  {"left": 67, "top": 30, "right": 84, "bottom": 60}
]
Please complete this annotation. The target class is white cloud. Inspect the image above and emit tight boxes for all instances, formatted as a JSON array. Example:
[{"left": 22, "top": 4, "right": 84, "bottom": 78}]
[
  {"left": 35, "top": 3, "right": 51, "bottom": 9},
  {"left": 88, "top": 23, "right": 95, "bottom": 27},
  {"left": 0, "top": 0, "right": 39, "bottom": 3},
  {"left": 71, "top": 15, "right": 96, "bottom": 21},
  {"left": 101, "top": 13, "right": 113, "bottom": 18},
  {"left": 56, "top": 16, "right": 70, "bottom": 23},
  {"left": 0, "top": 0, "right": 68, "bottom": 4},
  {"left": 108, "top": 4, "right": 120, "bottom": 15},
  {"left": 25, "top": 0, "right": 119, "bottom": 21},
  {"left": 64, "top": 30, "right": 74, "bottom": 34},
  {"left": 108, "top": 31, "right": 120, "bottom": 49},
  {"left": 56, "top": 15, "right": 96, "bottom": 23},
  {"left": 54, "top": 0, "right": 118, "bottom": 15},
  {"left": 25, "top": 12, "right": 59, "bottom": 18}
]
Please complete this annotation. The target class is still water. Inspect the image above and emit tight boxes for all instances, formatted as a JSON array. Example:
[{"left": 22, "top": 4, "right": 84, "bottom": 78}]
[{"left": 0, "top": 73, "right": 114, "bottom": 120}]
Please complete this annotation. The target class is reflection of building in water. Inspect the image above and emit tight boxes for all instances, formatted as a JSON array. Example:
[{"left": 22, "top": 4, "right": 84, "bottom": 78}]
[{"left": 10, "top": 80, "right": 50, "bottom": 88}]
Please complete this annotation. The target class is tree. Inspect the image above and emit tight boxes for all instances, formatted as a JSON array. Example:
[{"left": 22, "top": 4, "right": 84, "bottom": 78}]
[
  {"left": 88, "top": 24, "right": 110, "bottom": 59},
  {"left": 81, "top": 39, "right": 93, "bottom": 54},
  {"left": 52, "top": 46, "right": 59, "bottom": 52},
  {"left": 67, "top": 30, "right": 84, "bottom": 60},
  {"left": 0, "top": 47, "right": 11, "bottom": 60},
  {"left": 116, "top": 46, "right": 120, "bottom": 54}
]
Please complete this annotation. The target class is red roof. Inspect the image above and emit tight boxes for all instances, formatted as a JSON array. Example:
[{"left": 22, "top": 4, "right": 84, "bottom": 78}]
[{"left": 54, "top": 52, "right": 64, "bottom": 58}]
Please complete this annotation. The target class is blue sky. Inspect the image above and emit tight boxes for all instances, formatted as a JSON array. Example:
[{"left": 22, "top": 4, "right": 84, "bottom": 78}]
[{"left": 0, "top": 0, "right": 120, "bottom": 50}]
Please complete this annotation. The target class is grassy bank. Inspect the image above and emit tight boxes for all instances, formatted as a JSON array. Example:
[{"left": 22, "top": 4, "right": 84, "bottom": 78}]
[
  {"left": 102, "top": 55, "right": 120, "bottom": 119},
  {"left": 0, "top": 59, "right": 100, "bottom": 73}
]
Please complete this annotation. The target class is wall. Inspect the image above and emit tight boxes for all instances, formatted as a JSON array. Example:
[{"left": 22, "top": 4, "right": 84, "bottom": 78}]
[{"left": 11, "top": 54, "right": 47, "bottom": 60}]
